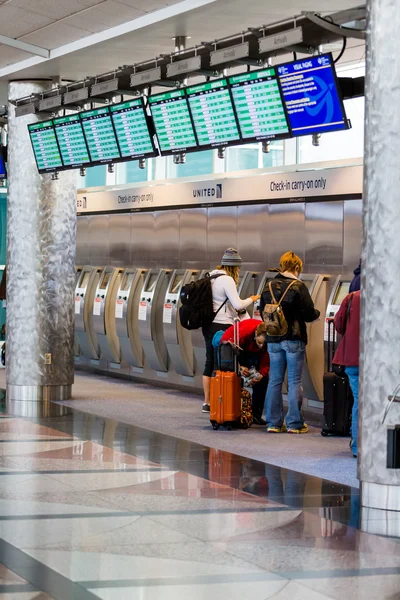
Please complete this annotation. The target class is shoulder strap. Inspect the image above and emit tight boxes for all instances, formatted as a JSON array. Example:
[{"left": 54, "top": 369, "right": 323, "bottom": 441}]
[{"left": 268, "top": 279, "right": 297, "bottom": 307}]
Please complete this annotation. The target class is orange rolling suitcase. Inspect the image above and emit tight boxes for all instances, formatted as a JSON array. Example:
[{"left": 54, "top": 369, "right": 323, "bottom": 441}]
[{"left": 210, "top": 318, "right": 242, "bottom": 430}]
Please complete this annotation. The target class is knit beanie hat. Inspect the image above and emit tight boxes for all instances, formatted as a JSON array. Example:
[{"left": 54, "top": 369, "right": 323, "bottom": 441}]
[{"left": 221, "top": 248, "right": 242, "bottom": 267}]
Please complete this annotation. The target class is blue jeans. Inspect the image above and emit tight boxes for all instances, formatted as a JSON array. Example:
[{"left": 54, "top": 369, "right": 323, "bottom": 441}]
[
  {"left": 345, "top": 366, "right": 359, "bottom": 456},
  {"left": 266, "top": 340, "right": 305, "bottom": 430}
]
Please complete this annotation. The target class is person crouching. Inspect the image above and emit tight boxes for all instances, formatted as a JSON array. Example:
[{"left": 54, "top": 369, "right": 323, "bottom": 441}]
[{"left": 220, "top": 319, "right": 269, "bottom": 425}]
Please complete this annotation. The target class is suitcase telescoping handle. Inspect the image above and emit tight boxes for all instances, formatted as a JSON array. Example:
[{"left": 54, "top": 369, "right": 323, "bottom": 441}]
[
  {"left": 326, "top": 318, "right": 336, "bottom": 372},
  {"left": 233, "top": 317, "right": 239, "bottom": 375}
]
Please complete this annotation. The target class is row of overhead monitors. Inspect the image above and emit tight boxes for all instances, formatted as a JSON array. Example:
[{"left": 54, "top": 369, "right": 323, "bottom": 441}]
[{"left": 28, "top": 54, "right": 351, "bottom": 174}]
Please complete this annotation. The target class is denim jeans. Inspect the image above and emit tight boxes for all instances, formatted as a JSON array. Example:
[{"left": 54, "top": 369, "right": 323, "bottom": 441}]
[
  {"left": 266, "top": 340, "right": 305, "bottom": 430},
  {"left": 345, "top": 366, "right": 359, "bottom": 456}
]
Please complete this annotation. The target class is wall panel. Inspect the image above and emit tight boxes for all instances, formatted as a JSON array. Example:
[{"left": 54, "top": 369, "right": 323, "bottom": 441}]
[
  {"left": 267, "top": 203, "right": 305, "bottom": 270},
  {"left": 305, "top": 201, "right": 343, "bottom": 274},
  {"left": 130, "top": 212, "right": 155, "bottom": 266},
  {"left": 109, "top": 213, "right": 131, "bottom": 266},
  {"left": 207, "top": 206, "right": 238, "bottom": 266}
]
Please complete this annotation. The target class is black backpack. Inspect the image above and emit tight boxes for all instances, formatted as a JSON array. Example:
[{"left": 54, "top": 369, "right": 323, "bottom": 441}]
[{"left": 179, "top": 273, "right": 227, "bottom": 330}]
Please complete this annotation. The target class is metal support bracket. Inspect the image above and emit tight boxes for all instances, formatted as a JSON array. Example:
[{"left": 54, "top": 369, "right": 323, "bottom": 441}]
[{"left": 303, "top": 12, "right": 366, "bottom": 40}]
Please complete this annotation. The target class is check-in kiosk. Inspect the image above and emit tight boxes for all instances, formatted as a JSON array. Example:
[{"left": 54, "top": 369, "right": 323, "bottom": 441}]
[
  {"left": 238, "top": 271, "right": 260, "bottom": 318},
  {"left": 324, "top": 275, "right": 352, "bottom": 350},
  {"left": 326, "top": 276, "right": 351, "bottom": 322},
  {"left": 301, "top": 274, "right": 331, "bottom": 402},
  {"left": 92, "top": 266, "right": 124, "bottom": 364},
  {"left": 115, "top": 267, "right": 148, "bottom": 369},
  {"left": 75, "top": 266, "right": 102, "bottom": 360},
  {"left": 163, "top": 269, "right": 201, "bottom": 377},
  {"left": 253, "top": 271, "right": 278, "bottom": 320},
  {"left": 138, "top": 269, "right": 172, "bottom": 373}
]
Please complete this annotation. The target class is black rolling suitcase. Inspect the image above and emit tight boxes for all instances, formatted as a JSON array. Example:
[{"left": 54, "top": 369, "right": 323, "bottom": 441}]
[{"left": 321, "top": 319, "right": 353, "bottom": 437}]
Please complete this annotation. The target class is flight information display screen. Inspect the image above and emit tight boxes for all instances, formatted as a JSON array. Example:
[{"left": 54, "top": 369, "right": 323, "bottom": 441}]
[
  {"left": 0, "top": 148, "right": 6, "bottom": 179},
  {"left": 28, "top": 121, "right": 63, "bottom": 173},
  {"left": 80, "top": 107, "right": 121, "bottom": 164},
  {"left": 148, "top": 90, "right": 197, "bottom": 155},
  {"left": 277, "top": 54, "right": 349, "bottom": 136},
  {"left": 229, "top": 68, "right": 290, "bottom": 141},
  {"left": 110, "top": 98, "right": 157, "bottom": 160},
  {"left": 53, "top": 115, "right": 90, "bottom": 168},
  {"left": 186, "top": 79, "right": 240, "bottom": 148}
]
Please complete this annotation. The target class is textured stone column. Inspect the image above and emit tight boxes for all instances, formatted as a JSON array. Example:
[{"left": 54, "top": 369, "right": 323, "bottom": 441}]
[
  {"left": 6, "top": 81, "right": 77, "bottom": 416},
  {"left": 359, "top": 0, "right": 400, "bottom": 534}
]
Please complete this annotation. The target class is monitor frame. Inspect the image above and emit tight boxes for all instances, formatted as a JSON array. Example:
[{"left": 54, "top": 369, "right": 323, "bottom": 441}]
[
  {"left": 276, "top": 52, "right": 351, "bottom": 137},
  {"left": 28, "top": 120, "right": 65, "bottom": 174},
  {"left": 53, "top": 114, "right": 91, "bottom": 170},
  {"left": 79, "top": 106, "right": 122, "bottom": 166},
  {"left": 109, "top": 97, "right": 159, "bottom": 161},
  {"left": 0, "top": 146, "right": 6, "bottom": 180},
  {"left": 148, "top": 89, "right": 199, "bottom": 157},
  {"left": 185, "top": 77, "right": 243, "bottom": 151},
  {"left": 228, "top": 67, "right": 292, "bottom": 143}
]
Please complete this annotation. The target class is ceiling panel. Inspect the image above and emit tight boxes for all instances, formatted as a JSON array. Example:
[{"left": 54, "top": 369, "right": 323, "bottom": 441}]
[
  {"left": 0, "top": 44, "right": 33, "bottom": 69},
  {"left": 11, "top": 0, "right": 105, "bottom": 21},
  {"left": 0, "top": 5, "right": 53, "bottom": 38},
  {"left": 22, "top": 22, "right": 94, "bottom": 49},
  {"left": 117, "top": 0, "right": 171, "bottom": 9}
]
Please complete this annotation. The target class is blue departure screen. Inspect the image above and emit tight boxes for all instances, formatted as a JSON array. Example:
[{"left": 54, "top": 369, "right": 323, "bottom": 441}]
[
  {"left": 0, "top": 150, "right": 5, "bottom": 179},
  {"left": 277, "top": 54, "right": 349, "bottom": 136}
]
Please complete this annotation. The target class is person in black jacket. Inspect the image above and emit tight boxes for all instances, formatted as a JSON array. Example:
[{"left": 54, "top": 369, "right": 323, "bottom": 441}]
[
  {"left": 349, "top": 260, "right": 361, "bottom": 293},
  {"left": 260, "top": 252, "right": 320, "bottom": 434}
]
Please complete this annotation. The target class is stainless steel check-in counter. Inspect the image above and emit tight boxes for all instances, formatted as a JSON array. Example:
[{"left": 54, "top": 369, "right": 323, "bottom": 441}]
[
  {"left": 301, "top": 274, "right": 331, "bottom": 402},
  {"left": 92, "top": 266, "right": 124, "bottom": 365},
  {"left": 115, "top": 267, "right": 148, "bottom": 369},
  {"left": 75, "top": 265, "right": 102, "bottom": 360},
  {"left": 163, "top": 269, "right": 201, "bottom": 377},
  {"left": 138, "top": 269, "right": 172, "bottom": 373}
]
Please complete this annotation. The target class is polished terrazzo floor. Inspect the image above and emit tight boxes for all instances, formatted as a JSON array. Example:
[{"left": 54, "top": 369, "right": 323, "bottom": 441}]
[{"left": 0, "top": 407, "right": 399, "bottom": 600}]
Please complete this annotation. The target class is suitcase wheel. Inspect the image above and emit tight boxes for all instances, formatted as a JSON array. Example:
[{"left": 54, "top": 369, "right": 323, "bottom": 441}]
[
  {"left": 226, "top": 425, "right": 232, "bottom": 431},
  {"left": 212, "top": 422, "right": 220, "bottom": 430},
  {"left": 321, "top": 430, "right": 329, "bottom": 437}
]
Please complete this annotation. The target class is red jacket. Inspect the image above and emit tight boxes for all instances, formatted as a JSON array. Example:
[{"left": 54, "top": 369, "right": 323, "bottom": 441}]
[
  {"left": 221, "top": 319, "right": 270, "bottom": 377},
  {"left": 333, "top": 291, "right": 360, "bottom": 367}
]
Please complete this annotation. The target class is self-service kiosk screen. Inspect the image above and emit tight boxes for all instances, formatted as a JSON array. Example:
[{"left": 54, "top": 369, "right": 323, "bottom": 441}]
[
  {"left": 148, "top": 89, "right": 198, "bottom": 155},
  {"left": 229, "top": 68, "right": 290, "bottom": 141},
  {"left": 80, "top": 107, "right": 121, "bottom": 165},
  {"left": 186, "top": 79, "right": 241, "bottom": 149},
  {"left": 99, "top": 272, "right": 112, "bottom": 290},
  {"left": 120, "top": 273, "right": 131, "bottom": 292},
  {"left": 79, "top": 271, "right": 90, "bottom": 289},
  {"left": 110, "top": 99, "right": 157, "bottom": 160},
  {"left": 53, "top": 115, "right": 91, "bottom": 168},
  {"left": 28, "top": 121, "right": 63, "bottom": 173},
  {"left": 333, "top": 281, "right": 350, "bottom": 305},
  {"left": 145, "top": 273, "right": 158, "bottom": 292},
  {"left": 277, "top": 54, "right": 349, "bottom": 136},
  {"left": 170, "top": 274, "right": 183, "bottom": 294}
]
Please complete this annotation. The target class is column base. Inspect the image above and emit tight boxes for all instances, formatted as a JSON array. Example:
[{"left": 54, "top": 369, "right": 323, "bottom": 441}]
[
  {"left": 360, "top": 481, "right": 400, "bottom": 536},
  {"left": 6, "top": 384, "right": 72, "bottom": 417}
]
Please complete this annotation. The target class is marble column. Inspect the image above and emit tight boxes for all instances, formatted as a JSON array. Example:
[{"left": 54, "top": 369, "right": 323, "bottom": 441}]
[
  {"left": 359, "top": 0, "right": 400, "bottom": 534},
  {"left": 6, "top": 81, "right": 77, "bottom": 416}
]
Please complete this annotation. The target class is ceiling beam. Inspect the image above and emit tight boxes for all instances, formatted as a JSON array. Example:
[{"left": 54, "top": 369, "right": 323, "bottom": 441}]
[{"left": 0, "top": 34, "right": 49, "bottom": 58}]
